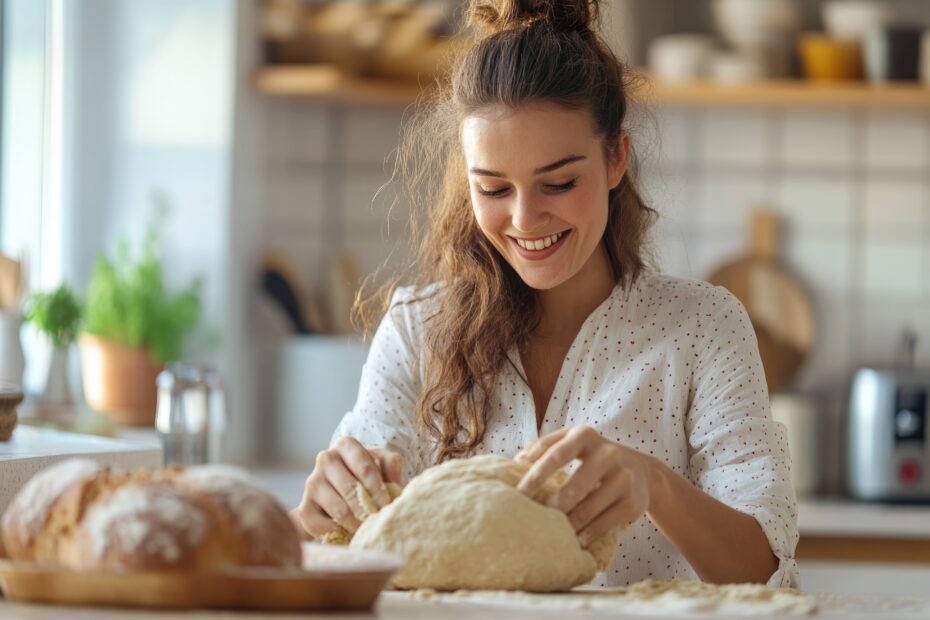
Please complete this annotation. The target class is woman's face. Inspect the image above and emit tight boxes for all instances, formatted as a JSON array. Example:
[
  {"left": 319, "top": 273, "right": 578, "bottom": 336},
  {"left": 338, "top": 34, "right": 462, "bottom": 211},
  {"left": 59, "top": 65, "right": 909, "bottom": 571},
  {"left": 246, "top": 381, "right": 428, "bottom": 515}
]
[{"left": 462, "top": 102, "right": 628, "bottom": 291}]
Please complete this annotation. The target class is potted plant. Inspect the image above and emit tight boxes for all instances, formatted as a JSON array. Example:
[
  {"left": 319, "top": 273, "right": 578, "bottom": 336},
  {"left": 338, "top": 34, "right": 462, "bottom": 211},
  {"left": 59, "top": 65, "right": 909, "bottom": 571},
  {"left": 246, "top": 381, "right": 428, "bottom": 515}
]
[
  {"left": 23, "top": 284, "right": 82, "bottom": 415},
  {"left": 79, "top": 212, "right": 201, "bottom": 426}
]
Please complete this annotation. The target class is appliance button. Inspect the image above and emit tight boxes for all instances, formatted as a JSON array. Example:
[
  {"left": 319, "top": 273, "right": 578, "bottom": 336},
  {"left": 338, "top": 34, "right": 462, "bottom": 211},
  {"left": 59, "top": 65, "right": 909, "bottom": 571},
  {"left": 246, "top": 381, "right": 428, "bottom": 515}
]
[
  {"left": 895, "top": 409, "right": 921, "bottom": 438},
  {"left": 899, "top": 460, "right": 921, "bottom": 485}
]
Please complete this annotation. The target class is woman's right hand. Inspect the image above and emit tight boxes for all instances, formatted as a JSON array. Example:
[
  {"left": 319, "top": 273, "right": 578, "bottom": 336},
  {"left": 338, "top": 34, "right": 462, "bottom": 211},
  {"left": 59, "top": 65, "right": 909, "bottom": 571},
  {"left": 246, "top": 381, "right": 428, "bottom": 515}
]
[{"left": 291, "top": 436, "right": 404, "bottom": 540}]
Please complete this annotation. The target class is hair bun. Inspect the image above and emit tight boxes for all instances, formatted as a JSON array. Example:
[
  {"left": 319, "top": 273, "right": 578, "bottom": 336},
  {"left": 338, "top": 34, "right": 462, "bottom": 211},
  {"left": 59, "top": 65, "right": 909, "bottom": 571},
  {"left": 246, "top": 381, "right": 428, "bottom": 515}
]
[{"left": 469, "top": 0, "right": 599, "bottom": 37}]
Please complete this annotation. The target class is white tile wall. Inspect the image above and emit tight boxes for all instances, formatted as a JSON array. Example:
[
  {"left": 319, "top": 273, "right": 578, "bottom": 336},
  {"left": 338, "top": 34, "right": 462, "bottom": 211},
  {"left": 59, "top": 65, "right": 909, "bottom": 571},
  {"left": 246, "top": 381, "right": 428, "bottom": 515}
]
[
  {"left": 863, "top": 176, "right": 925, "bottom": 241},
  {"left": 864, "top": 110, "right": 930, "bottom": 171},
  {"left": 696, "top": 171, "right": 770, "bottom": 235},
  {"left": 777, "top": 176, "right": 854, "bottom": 233},
  {"left": 862, "top": 243, "right": 925, "bottom": 299},
  {"left": 782, "top": 109, "right": 855, "bottom": 168},
  {"left": 698, "top": 107, "right": 772, "bottom": 167},
  {"left": 258, "top": 100, "right": 930, "bottom": 402}
]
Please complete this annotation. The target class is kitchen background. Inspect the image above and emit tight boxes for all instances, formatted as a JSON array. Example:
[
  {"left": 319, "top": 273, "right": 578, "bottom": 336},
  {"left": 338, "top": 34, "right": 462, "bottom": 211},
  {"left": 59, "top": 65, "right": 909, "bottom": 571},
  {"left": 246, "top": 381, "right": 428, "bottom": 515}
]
[{"left": 1, "top": 0, "right": 930, "bottom": 595}]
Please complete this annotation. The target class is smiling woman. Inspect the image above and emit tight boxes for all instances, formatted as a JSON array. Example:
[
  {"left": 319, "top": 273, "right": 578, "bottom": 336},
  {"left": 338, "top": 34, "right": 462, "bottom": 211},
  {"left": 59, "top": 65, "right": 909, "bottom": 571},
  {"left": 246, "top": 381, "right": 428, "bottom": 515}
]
[{"left": 294, "top": 0, "right": 799, "bottom": 592}]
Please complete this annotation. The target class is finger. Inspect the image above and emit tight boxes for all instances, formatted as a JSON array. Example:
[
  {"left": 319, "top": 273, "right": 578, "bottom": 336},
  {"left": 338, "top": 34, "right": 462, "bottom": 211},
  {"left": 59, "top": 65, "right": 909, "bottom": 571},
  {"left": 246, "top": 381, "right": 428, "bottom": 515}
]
[
  {"left": 517, "top": 430, "right": 586, "bottom": 497},
  {"left": 288, "top": 508, "right": 313, "bottom": 540},
  {"left": 293, "top": 501, "right": 339, "bottom": 539},
  {"left": 335, "top": 437, "right": 391, "bottom": 508},
  {"left": 578, "top": 497, "right": 639, "bottom": 548},
  {"left": 371, "top": 448, "right": 405, "bottom": 486},
  {"left": 516, "top": 428, "right": 571, "bottom": 463},
  {"left": 567, "top": 469, "right": 632, "bottom": 532},
  {"left": 551, "top": 446, "right": 621, "bottom": 513},
  {"left": 313, "top": 477, "right": 362, "bottom": 533},
  {"left": 322, "top": 453, "right": 377, "bottom": 520}
]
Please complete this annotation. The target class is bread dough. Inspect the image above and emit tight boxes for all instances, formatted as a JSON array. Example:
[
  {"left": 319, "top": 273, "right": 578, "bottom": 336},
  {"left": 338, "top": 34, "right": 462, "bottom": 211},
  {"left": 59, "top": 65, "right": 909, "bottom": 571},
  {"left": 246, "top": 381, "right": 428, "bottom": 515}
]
[{"left": 348, "top": 455, "right": 620, "bottom": 592}]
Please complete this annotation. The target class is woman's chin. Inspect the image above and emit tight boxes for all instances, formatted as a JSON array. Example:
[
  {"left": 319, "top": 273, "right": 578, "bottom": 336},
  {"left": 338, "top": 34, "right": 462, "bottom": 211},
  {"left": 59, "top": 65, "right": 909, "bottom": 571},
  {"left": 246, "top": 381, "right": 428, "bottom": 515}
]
[{"left": 514, "top": 268, "right": 569, "bottom": 291}]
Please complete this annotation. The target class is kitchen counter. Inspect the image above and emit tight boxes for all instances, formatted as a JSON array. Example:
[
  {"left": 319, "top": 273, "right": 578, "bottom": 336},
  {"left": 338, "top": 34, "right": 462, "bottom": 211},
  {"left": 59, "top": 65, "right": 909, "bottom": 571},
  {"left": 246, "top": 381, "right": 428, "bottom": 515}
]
[
  {"left": 2, "top": 590, "right": 930, "bottom": 619},
  {"left": 0, "top": 426, "right": 162, "bottom": 514}
]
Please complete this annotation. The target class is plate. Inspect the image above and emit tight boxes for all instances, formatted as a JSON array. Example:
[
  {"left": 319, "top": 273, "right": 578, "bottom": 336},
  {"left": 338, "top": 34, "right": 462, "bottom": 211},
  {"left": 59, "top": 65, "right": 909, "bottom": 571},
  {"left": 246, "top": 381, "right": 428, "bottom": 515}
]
[{"left": 0, "top": 542, "right": 402, "bottom": 611}]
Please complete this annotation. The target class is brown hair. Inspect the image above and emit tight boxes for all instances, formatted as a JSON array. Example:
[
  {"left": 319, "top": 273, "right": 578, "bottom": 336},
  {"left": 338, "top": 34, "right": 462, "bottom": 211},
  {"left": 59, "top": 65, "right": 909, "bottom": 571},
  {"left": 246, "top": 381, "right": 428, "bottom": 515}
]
[{"left": 355, "top": 0, "right": 656, "bottom": 464}]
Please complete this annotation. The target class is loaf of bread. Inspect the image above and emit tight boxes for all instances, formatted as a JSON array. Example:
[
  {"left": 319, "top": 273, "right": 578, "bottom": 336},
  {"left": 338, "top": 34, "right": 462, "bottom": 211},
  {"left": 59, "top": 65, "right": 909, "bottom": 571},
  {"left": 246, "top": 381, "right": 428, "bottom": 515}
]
[{"left": 0, "top": 458, "right": 302, "bottom": 572}]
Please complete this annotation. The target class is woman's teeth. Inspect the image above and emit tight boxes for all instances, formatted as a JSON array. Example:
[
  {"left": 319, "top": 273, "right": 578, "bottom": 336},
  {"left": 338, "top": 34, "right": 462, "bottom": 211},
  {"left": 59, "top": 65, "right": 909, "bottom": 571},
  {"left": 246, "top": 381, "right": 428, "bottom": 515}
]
[{"left": 514, "top": 231, "right": 565, "bottom": 251}]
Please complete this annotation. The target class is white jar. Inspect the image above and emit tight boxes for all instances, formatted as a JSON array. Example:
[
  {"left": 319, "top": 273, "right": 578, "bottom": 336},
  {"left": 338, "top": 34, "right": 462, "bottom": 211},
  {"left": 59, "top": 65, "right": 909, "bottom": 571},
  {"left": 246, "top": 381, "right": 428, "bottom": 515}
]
[{"left": 770, "top": 393, "right": 821, "bottom": 497}]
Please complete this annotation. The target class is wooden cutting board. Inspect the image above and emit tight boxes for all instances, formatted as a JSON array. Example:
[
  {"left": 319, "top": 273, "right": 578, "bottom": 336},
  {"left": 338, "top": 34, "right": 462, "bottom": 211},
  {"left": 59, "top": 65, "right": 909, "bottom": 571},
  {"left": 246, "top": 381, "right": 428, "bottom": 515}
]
[
  {"left": 706, "top": 210, "right": 815, "bottom": 395},
  {"left": 0, "top": 543, "right": 402, "bottom": 611}
]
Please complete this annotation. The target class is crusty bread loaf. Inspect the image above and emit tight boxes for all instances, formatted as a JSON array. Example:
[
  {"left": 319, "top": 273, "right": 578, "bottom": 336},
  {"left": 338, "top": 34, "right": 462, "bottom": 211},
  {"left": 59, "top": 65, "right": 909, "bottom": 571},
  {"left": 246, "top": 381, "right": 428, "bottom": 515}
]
[{"left": 1, "top": 459, "right": 301, "bottom": 572}]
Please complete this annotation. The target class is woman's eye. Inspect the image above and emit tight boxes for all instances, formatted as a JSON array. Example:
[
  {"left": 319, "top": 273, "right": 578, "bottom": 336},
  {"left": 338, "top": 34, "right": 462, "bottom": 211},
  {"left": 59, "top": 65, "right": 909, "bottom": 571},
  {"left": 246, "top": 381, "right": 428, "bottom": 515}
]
[
  {"left": 476, "top": 178, "right": 577, "bottom": 198},
  {"left": 478, "top": 187, "right": 509, "bottom": 197},
  {"left": 545, "top": 179, "right": 577, "bottom": 193}
]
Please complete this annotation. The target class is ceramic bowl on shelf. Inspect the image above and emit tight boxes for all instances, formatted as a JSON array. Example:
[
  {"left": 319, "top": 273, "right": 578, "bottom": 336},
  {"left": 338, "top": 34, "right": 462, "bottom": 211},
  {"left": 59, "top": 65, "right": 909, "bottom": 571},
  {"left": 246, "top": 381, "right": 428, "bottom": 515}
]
[
  {"left": 712, "top": 0, "right": 802, "bottom": 49},
  {"left": 821, "top": 0, "right": 891, "bottom": 42},
  {"left": 648, "top": 34, "right": 718, "bottom": 84},
  {"left": 709, "top": 51, "right": 767, "bottom": 84}
]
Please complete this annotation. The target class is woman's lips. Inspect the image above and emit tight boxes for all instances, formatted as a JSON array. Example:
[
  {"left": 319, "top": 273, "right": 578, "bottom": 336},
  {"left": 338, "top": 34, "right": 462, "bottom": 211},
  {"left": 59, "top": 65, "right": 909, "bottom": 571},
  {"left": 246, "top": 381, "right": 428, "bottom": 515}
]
[{"left": 509, "top": 230, "right": 571, "bottom": 261}]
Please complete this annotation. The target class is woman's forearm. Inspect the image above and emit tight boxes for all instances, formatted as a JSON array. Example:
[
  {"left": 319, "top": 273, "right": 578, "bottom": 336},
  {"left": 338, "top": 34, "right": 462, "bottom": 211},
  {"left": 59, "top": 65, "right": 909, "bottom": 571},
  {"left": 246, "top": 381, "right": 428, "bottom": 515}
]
[{"left": 643, "top": 455, "right": 779, "bottom": 584}]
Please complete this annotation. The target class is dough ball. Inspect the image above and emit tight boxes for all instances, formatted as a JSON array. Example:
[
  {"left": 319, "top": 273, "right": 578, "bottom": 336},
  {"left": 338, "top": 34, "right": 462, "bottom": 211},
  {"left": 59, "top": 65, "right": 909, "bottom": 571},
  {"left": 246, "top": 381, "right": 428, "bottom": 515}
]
[{"left": 349, "top": 454, "right": 619, "bottom": 592}]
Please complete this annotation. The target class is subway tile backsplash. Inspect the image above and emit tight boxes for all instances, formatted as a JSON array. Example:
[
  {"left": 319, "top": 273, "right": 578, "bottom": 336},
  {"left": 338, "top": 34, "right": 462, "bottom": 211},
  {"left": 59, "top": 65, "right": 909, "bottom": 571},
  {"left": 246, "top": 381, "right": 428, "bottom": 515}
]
[{"left": 259, "top": 102, "right": 930, "bottom": 402}]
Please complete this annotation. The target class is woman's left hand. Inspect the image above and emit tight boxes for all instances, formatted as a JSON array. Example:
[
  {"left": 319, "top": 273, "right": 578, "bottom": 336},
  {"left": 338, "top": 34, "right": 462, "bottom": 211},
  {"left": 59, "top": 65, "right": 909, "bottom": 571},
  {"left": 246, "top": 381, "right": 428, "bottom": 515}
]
[{"left": 516, "top": 426, "right": 655, "bottom": 546}]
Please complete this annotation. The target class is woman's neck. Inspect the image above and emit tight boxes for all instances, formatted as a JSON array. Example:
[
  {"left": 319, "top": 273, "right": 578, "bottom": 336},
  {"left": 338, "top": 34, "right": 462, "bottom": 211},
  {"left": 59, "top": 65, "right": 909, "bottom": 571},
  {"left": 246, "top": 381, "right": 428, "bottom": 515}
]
[{"left": 535, "top": 242, "right": 615, "bottom": 341}]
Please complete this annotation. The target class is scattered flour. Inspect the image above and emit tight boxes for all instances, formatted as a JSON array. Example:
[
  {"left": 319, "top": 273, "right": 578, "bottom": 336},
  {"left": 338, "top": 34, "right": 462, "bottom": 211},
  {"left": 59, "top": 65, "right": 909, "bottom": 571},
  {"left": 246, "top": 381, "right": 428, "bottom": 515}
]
[{"left": 389, "top": 580, "right": 819, "bottom": 616}]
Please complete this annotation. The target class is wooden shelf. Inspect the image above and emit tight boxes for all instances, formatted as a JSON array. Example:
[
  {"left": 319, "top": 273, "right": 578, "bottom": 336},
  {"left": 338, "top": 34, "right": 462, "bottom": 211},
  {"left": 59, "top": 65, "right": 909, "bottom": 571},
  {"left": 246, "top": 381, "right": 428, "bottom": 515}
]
[
  {"left": 255, "top": 65, "right": 930, "bottom": 108},
  {"left": 645, "top": 78, "right": 930, "bottom": 107},
  {"left": 254, "top": 65, "right": 427, "bottom": 106}
]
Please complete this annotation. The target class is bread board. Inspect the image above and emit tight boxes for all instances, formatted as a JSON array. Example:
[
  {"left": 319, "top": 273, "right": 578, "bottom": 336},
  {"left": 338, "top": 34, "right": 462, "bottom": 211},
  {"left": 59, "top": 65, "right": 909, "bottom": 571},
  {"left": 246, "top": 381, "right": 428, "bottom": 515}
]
[{"left": 0, "top": 543, "right": 402, "bottom": 611}]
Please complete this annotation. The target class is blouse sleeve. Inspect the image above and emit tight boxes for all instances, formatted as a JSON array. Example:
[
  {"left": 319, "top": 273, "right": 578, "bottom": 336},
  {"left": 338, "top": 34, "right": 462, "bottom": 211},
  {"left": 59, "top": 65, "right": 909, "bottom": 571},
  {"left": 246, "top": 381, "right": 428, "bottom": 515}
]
[
  {"left": 685, "top": 285, "right": 800, "bottom": 588},
  {"left": 330, "top": 288, "right": 427, "bottom": 482}
]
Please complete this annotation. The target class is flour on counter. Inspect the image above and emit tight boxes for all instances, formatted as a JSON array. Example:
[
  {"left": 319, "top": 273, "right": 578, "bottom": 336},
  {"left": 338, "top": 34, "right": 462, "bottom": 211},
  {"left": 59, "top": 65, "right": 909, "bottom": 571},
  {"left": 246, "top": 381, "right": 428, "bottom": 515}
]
[{"left": 390, "top": 579, "right": 819, "bottom": 616}]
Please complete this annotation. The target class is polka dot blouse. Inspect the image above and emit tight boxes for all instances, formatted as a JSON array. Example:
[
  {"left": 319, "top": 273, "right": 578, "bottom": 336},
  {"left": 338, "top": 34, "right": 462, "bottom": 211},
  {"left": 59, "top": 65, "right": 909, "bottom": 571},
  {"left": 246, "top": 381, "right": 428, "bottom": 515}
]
[{"left": 332, "top": 272, "right": 800, "bottom": 588}]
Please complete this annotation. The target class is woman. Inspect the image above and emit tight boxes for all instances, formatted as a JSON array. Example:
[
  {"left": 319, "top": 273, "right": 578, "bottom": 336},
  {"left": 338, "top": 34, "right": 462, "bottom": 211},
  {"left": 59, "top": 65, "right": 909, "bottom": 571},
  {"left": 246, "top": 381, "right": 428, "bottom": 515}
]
[{"left": 293, "top": 0, "right": 798, "bottom": 588}]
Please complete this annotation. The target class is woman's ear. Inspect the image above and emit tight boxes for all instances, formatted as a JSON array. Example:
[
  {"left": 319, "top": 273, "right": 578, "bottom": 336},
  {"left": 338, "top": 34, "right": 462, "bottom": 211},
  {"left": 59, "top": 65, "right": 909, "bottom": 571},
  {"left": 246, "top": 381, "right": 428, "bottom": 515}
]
[{"left": 607, "top": 132, "right": 630, "bottom": 190}]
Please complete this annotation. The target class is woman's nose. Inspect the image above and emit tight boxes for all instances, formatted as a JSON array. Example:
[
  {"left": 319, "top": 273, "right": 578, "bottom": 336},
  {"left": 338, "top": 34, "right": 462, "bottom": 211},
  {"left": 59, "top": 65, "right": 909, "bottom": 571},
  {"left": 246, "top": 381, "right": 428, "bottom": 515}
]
[{"left": 510, "top": 192, "right": 550, "bottom": 233}]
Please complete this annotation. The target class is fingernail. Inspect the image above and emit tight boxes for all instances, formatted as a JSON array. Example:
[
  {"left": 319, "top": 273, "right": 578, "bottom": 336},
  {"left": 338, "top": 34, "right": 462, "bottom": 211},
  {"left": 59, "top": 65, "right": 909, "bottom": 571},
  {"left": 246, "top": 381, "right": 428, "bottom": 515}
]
[{"left": 578, "top": 531, "right": 591, "bottom": 547}]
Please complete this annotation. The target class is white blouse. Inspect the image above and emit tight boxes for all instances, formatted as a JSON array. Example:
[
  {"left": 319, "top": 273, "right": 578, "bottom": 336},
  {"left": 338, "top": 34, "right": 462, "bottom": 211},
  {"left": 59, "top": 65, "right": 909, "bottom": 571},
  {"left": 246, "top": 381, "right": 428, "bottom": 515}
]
[{"left": 331, "top": 272, "right": 800, "bottom": 588}]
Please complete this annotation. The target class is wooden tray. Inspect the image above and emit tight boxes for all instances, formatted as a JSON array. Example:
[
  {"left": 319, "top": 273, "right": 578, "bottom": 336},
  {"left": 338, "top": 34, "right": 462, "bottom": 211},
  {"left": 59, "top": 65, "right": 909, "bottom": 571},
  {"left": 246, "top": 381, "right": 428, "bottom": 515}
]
[{"left": 0, "top": 543, "right": 402, "bottom": 611}]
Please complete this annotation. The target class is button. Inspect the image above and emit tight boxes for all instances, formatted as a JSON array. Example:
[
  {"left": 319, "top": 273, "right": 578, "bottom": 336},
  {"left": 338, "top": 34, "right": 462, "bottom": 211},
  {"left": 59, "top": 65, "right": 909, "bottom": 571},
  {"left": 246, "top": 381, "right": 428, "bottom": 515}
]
[
  {"left": 899, "top": 460, "right": 921, "bottom": 485},
  {"left": 895, "top": 409, "right": 921, "bottom": 438}
]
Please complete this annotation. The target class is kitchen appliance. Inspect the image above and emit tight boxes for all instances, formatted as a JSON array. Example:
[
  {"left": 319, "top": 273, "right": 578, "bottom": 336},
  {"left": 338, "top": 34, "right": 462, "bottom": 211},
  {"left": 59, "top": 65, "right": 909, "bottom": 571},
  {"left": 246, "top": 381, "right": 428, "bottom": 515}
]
[{"left": 847, "top": 333, "right": 930, "bottom": 502}]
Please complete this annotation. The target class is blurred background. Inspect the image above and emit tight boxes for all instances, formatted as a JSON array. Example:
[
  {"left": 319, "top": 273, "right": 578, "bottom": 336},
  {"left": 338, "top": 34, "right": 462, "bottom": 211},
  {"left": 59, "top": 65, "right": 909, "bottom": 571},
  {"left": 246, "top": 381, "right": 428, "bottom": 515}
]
[{"left": 1, "top": 0, "right": 930, "bottom": 536}]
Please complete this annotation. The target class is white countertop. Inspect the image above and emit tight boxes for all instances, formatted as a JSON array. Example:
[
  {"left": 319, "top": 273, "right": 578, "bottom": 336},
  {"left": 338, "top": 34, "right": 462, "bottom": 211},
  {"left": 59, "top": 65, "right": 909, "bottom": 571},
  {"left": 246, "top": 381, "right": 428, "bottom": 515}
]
[
  {"left": 2, "top": 590, "right": 930, "bottom": 619},
  {"left": 0, "top": 426, "right": 162, "bottom": 514},
  {"left": 798, "top": 499, "right": 930, "bottom": 539}
]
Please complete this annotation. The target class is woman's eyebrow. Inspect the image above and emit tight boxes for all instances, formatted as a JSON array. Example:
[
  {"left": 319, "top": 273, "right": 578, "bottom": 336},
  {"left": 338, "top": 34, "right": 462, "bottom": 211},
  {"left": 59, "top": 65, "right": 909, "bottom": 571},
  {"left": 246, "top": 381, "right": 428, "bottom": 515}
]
[{"left": 469, "top": 155, "right": 587, "bottom": 178}]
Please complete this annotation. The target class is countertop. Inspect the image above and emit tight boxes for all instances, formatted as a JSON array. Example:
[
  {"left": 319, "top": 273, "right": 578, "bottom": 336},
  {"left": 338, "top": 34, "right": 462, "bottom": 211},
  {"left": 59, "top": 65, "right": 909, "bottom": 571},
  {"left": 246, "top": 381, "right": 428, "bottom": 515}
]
[{"left": 2, "top": 590, "right": 930, "bottom": 619}]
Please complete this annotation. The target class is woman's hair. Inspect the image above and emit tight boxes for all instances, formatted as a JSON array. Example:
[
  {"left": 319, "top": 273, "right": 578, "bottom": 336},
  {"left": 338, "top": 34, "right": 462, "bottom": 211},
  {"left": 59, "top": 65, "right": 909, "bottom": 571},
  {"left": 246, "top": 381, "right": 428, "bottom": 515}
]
[{"left": 354, "top": 0, "right": 656, "bottom": 464}]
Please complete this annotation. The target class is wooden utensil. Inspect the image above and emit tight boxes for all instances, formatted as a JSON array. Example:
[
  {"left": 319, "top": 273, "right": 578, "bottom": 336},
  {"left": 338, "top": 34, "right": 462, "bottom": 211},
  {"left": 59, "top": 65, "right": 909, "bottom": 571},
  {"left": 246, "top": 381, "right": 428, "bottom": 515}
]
[
  {"left": 0, "top": 543, "right": 402, "bottom": 611},
  {"left": 706, "top": 209, "right": 815, "bottom": 395}
]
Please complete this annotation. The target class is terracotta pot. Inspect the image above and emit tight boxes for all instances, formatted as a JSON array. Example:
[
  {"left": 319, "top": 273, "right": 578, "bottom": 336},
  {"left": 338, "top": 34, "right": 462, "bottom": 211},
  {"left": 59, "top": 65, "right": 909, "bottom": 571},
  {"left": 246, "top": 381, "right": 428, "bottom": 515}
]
[{"left": 78, "top": 333, "right": 164, "bottom": 426}]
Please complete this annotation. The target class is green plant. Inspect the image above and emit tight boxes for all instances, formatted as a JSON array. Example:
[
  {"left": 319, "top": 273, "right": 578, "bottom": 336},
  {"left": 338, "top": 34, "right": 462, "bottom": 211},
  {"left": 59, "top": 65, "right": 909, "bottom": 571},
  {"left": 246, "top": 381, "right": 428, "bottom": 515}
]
[
  {"left": 24, "top": 284, "right": 83, "bottom": 348},
  {"left": 83, "top": 198, "right": 202, "bottom": 363}
]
